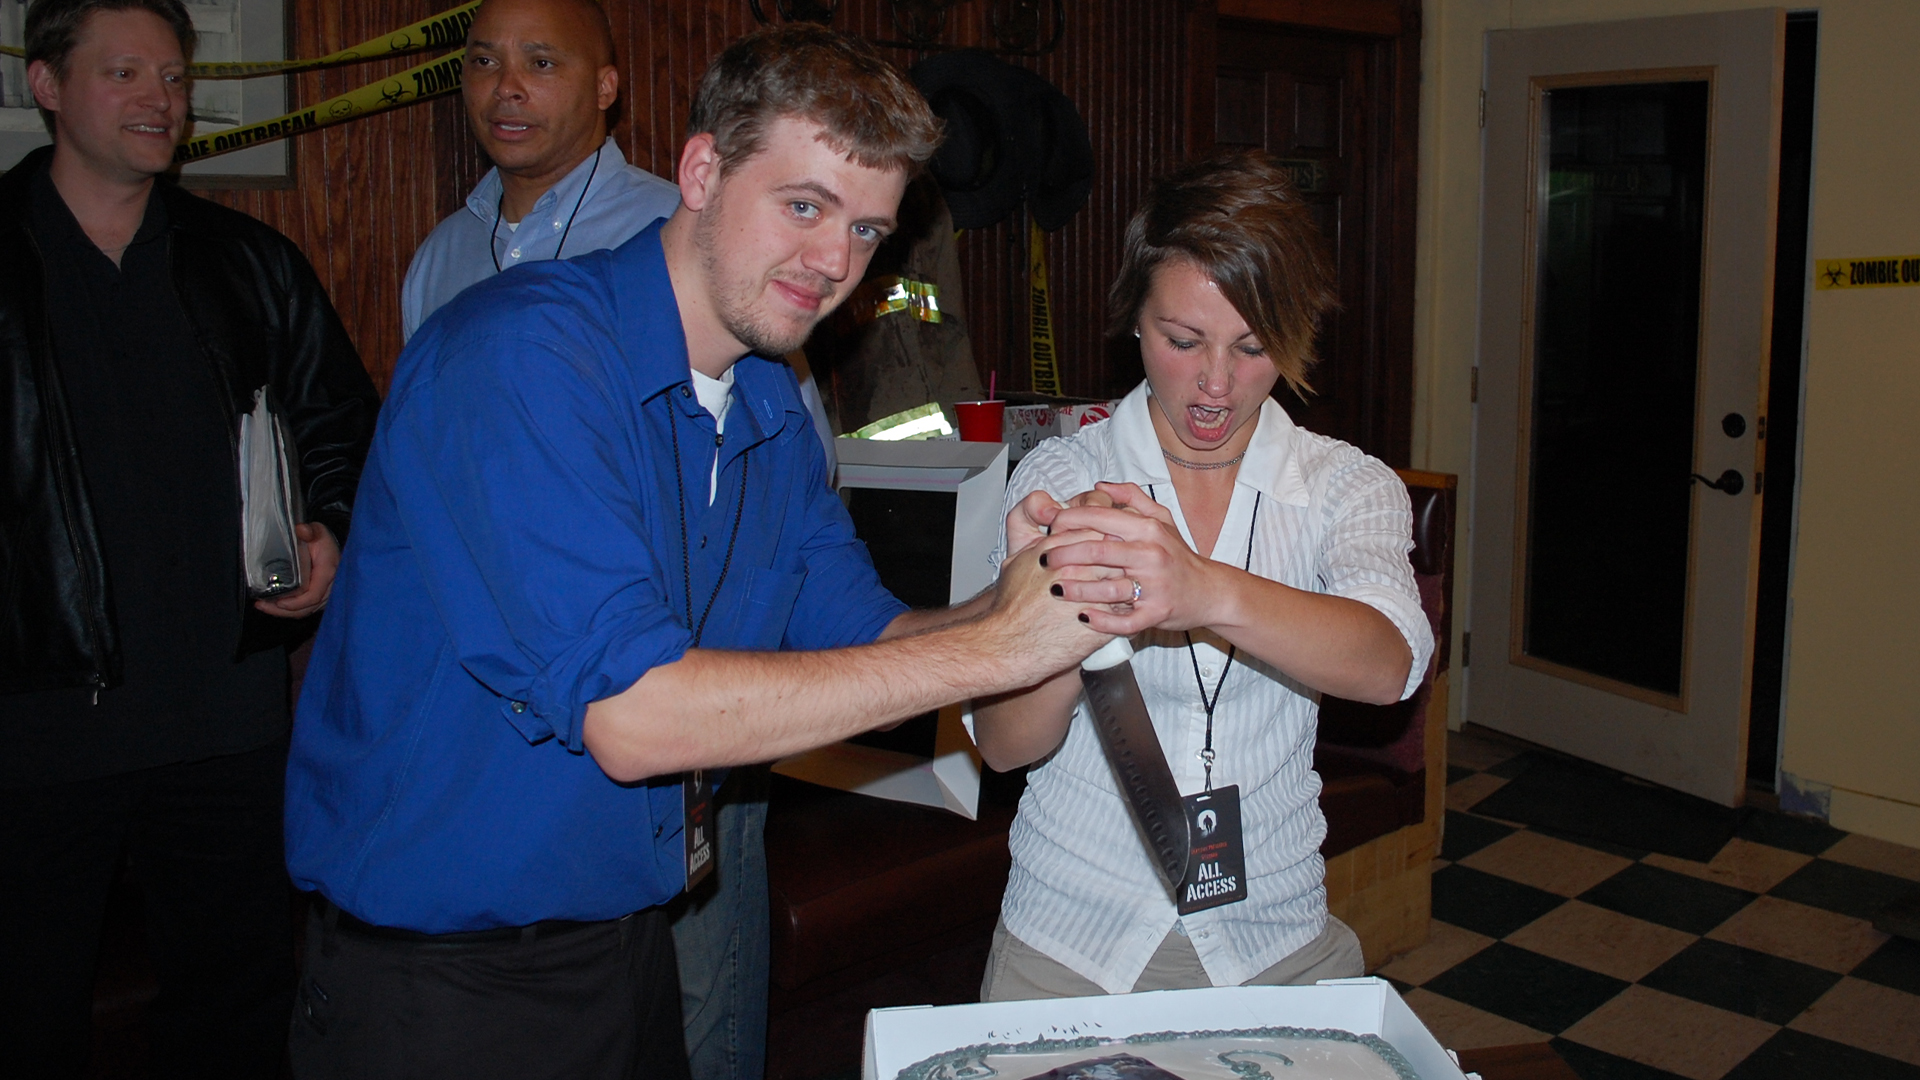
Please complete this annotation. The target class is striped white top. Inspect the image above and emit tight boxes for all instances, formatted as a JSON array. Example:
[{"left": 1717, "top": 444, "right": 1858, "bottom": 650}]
[{"left": 985, "top": 382, "right": 1432, "bottom": 993}]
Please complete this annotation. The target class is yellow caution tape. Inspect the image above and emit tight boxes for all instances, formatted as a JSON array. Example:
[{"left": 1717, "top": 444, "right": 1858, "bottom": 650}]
[
  {"left": 2, "top": 3, "right": 478, "bottom": 78},
  {"left": 1028, "top": 218, "right": 1061, "bottom": 396},
  {"left": 855, "top": 275, "right": 943, "bottom": 324},
  {"left": 172, "top": 50, "right": 465, "bottom": 164},
  {"left": 1815, "top": 256, "right": 1920, "bottom": 290}
]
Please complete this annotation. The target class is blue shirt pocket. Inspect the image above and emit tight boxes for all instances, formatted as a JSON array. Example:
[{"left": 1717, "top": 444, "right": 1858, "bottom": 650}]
[{"left": 725, "top": 567, "right": 804, "bottom": 651}]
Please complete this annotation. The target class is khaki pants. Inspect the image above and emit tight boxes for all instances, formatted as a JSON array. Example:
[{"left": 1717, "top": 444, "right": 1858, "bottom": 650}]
[{"left": 980, "top": 916, "right": 1364, "bottom": 1002}]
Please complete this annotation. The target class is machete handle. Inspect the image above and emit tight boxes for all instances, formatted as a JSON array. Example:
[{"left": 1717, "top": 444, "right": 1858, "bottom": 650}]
[{"left": 1082, "top": 636, "right": 1135, "bottom": 671}]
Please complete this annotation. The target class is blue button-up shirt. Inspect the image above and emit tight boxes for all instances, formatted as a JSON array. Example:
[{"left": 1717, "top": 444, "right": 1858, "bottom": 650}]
[
  {"left": 287, "top": 225, "right": 906, "bottom": 933},
  {"left": 399, "top": 137, "right": 681, "bottom": 341}
]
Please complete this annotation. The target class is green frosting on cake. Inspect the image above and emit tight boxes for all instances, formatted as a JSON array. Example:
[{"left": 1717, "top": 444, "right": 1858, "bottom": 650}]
[{"left": 895, "top": 1025, "right": 1422, "bottom": 1080}]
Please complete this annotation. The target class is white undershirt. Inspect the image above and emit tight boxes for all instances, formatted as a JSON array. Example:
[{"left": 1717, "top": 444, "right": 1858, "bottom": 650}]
[{"left": 689, "top": 367, "right": 734, "bottom": 505}]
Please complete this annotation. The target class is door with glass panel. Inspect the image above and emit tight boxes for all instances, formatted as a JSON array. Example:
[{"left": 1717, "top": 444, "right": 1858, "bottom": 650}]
[{"left": 1470, "top": 10, "right": 1785, "bottom": 806}]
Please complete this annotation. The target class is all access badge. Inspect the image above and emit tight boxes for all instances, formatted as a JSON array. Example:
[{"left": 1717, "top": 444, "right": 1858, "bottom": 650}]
[
  {"left": 684, "top": 769, "right": 715, "bottom": 890},
  {"left": 1176, "top": 785, "right": 1247, "bottom": 915}
]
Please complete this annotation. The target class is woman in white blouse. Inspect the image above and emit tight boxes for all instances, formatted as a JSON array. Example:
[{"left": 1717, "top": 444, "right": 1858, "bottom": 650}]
[{"left": 974, "top": 150, "right": 1433, "bottom": 1001}]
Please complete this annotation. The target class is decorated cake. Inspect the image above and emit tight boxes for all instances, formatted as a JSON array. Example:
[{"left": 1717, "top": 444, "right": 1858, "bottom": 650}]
[{"left": 893, "top": 1026, "right": 1423, "bottom": 1080}]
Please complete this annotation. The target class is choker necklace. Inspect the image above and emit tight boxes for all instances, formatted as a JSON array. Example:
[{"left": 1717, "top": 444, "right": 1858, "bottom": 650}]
[{"left": 1162, "top": 446, "right": 1246, "bottom": 471}]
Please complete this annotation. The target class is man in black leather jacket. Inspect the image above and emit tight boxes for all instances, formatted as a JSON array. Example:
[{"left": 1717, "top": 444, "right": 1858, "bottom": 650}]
[{"left": 0, "top": 1, "right": 378, "bottom": 1074}]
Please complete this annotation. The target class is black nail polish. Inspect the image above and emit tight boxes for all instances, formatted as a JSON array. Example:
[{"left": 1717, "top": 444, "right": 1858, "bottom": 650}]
[
  {"left": 1039, "top": 554, "right": 1049, "bottom": 568},
  {"left": 1078, "top": 613, "right": 1089, "bottom": 623},
  {"left": 1050, "top": 584, "right": 1064, "bottom": 597}
]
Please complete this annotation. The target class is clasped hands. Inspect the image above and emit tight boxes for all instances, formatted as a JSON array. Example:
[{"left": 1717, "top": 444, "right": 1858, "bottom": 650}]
[{"left": 1006, "top": 481, "right": 1216, "bottom": 638}]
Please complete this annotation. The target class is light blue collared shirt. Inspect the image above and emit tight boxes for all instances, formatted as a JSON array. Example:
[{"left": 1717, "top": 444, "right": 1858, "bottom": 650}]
[{"left": 400, "top": 137, "right": 681, "bottom": 340}]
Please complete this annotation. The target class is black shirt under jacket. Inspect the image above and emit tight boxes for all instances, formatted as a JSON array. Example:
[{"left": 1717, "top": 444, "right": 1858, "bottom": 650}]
[{"left": 3, "top": 170, "right": 284, "bottom": 786}]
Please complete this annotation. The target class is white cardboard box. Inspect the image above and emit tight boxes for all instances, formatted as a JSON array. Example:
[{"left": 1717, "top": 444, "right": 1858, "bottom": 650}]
[
  {"left": 1003, "top": 404, "right": 1059, "bottom": 463},
  {"left": 1000, "top": 400, "right": 1123, "bottom": 462},
  {"left": 1055, "top": 400, "right": 1121, "bottom": 434},
  {"left": 863, "top": 978, "right": 1469, "bottom": 1080},
  {"left": 773, "top": 438, "right": 1009, "bottom": 819}
]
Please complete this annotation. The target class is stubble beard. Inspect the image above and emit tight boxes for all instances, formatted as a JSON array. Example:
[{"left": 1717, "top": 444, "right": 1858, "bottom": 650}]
[{"left": 692, "top": 194, "right": 833, "bottom": 358}]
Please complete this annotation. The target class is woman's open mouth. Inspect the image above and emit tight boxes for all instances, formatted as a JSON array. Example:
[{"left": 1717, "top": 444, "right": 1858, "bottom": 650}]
[{"left": 1187, "top": 403, "right": 1231, "bottom": 441}]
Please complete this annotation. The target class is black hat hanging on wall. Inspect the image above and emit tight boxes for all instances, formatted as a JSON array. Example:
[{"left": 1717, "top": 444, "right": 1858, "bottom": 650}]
[{"left": 910, "top": 49, "right": 1093, "bottom": 232}]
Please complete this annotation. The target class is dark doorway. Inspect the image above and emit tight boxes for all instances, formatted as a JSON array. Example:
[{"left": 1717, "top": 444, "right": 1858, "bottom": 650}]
[
  {"left": 1747, "top": 12, "right": 1818, "bottom": 789},
  {"left": 1212, "top": 16, "right": 1416, "bottom": 465},
  {"left": 1522, "top": 79, "right": 1712, "bottom": 699}
]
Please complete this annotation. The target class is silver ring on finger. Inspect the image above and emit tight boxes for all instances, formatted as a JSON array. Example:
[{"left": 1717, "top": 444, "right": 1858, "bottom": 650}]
[{"left": 1130, "top": 579, "right": 1143, "bottom": 604}]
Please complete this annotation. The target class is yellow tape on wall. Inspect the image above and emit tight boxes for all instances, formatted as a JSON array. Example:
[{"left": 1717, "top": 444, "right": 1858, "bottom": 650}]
[
  {"left": 2, "top": 3, "right": 478, "bottom": 77},
  {"left": 1815, "top": 256, "right": 1920, "bottom": 290},
  {"left": 1029, "top": 218, "right": 1062, "bottom": 397},
  {"left": 172, "top": 50, "right": 465, "bottom": 164}
]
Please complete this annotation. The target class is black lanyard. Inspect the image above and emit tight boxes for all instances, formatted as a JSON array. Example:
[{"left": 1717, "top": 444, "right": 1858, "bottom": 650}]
[
  {"left": 490, "top": 145, "right": 602, "bottom": 273},
  {"left": 667, "top": 392, "right": 748, "bottom": 647},
  {"left": 1148, "top": 485, "right": 1260, "bottom": 792}
]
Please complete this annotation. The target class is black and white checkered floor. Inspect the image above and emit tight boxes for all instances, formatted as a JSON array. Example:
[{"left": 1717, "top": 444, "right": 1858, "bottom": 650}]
[{"left": 1381, "top": 725, "right": 1920, "bottom": 1079}]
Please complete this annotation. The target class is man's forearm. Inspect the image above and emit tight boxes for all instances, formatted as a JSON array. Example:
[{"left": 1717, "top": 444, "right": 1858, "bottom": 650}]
[
  {"left": 877, "top": 588, "right": 993, "bottom": 640},
  {"left": 582, "top": 538, "right": 1106, "bottom": 781},
  {"left": 585, "top": 626, "right": 992, "bottom": 780}
]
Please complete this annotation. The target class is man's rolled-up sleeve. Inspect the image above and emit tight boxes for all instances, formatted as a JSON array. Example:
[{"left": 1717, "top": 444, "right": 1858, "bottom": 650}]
[
  {"left": 379, "top": 329, "right": 690, "bottom": 750},
  {"left": 779, "top": 428, "right": 908, "bottom": 652}
]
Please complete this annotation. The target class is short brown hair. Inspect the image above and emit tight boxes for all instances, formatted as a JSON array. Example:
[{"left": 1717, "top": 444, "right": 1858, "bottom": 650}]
[
  {"left": 1108, "top": 149, "right": 1337, "bottom": 398},
  {"left": 26, "top": 0, "right": 196, "bottom": 132},
  {"left": 687, "top": 24, "right": 941, "bottom": 175},
  {"left": 27, "top": 0, "right": 195, "bottom": 74}
]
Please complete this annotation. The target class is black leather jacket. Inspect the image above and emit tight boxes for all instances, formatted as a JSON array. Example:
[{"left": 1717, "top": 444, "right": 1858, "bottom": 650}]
[{"left": 0, "top": 147, "right": 380, "bottom": 695}]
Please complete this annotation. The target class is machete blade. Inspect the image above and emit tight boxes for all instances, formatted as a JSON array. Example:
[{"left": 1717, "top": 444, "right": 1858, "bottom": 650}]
[{"left": 1081, "top": 638, "right": 1190, "bottom": 894}]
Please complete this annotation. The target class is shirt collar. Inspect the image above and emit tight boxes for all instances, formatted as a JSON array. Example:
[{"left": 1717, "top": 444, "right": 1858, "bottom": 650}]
[
  {"left": 27, "top": 164, "right": 168, "bottom": 255},
  {"left": 1107, "top": 381, "right": 1312, "bottom": 508},
  {"left": 465, "top": 136, "right": 626, "bottom": 227},
  {"left": 606, "top": 225, "right": 800, "bottom": 447}
]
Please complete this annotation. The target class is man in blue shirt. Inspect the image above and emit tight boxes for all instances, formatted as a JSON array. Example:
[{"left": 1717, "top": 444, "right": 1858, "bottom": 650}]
[
  {"left": 285, "top": 24, "right": 1105, "bottom": 1079},
  {"left": 396, "top": 5, "right": 815, "bottom": 1076}
]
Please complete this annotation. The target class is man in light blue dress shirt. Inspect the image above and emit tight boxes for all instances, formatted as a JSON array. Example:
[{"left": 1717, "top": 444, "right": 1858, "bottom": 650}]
[
  {"left": 399, "top": 129, "right": 679, "bottom": 340},
  {"left": 395, "top": 2, "right": 787, "bottom": 1077}
]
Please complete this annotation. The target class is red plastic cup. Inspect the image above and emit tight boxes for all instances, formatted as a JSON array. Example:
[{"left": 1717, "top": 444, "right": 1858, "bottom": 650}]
[{"left": 954, "top": 400, "right": 1007, "bottom": 443}]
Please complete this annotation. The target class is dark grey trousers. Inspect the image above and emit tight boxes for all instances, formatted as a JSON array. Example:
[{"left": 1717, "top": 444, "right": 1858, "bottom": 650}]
[{"left": 290, "top": 902, "right": 692, "bottom": 1080}]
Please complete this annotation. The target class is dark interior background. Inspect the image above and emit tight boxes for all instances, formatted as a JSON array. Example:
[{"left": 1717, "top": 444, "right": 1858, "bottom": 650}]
[{"left": 198, "top": 0, "right": 1205, "bottom": 398}]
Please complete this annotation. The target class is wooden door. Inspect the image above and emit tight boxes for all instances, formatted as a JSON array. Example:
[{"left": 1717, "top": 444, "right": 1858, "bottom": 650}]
[
  {"left": 1470, "top": 10, "right": 1785, "bottom": 806},
  {"left": 1215, "top": 21, "right": 1397, "bottom": 461}
]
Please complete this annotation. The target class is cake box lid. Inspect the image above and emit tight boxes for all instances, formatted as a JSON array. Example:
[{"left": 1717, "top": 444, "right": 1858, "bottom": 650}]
[{"left": 862, "top": 977, "right": 1470, "bottom": 1080}]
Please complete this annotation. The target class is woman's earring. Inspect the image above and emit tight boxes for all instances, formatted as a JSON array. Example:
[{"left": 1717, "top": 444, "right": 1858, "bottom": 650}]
[{"left": 1133, "top": 328, "right": 1142, "bottom": 339}]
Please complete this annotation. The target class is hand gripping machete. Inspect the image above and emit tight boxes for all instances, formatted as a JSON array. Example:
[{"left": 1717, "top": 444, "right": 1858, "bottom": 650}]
[{"left": 1081, "top": 636, "right": 1191, "bottom": 894}]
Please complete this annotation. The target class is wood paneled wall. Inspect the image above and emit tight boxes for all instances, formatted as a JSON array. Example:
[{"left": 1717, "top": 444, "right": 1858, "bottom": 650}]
[{"left": 203, "top": 1, "right": 1197, "bottom": 397}]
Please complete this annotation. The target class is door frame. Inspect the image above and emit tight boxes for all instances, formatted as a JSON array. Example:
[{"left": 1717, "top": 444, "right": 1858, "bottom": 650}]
[
  {"left": 1468, "top": 10, "right": 1786, "bottom": 807},
  {"left": 1183, "top": 0, "right": 1423, "bottom": 467}
]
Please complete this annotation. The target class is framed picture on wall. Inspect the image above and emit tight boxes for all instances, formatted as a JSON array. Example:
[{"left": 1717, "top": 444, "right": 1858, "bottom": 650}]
[{"left": 1, "top": 0, "right": 290, "bottom": 185}]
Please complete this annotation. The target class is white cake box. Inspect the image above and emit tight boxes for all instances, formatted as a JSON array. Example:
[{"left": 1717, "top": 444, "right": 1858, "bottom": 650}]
[{"left": 863, "top": 978, "right": 1469, "bottom": 1080}]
